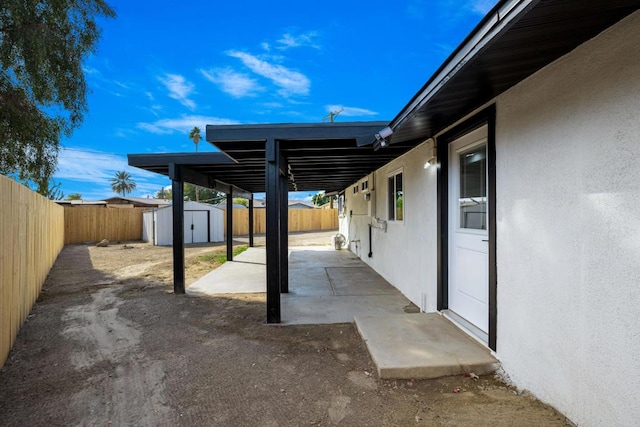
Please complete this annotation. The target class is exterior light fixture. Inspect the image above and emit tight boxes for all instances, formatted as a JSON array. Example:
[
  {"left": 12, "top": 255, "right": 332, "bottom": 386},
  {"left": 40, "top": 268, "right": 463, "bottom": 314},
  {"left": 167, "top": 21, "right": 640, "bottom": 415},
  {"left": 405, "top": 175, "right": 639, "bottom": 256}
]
[
  {"left": 423, "top": 143, "right": 437, "bottom": 169},
  {"left": 373, "top": 126, "right": 393, "bottom": 151},
  {"left": 423, "top": 157, "right": 436, "bottom": 169}
]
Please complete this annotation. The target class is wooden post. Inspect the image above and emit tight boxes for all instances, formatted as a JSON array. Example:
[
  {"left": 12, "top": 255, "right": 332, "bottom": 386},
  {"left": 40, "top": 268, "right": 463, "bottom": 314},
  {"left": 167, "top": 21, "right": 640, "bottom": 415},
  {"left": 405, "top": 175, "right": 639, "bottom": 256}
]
[
  {"left": 265, "top": 138, "right": 281, "bottom": 323},
  {"left": 169, "top": 163, "right": 185, "bottom": 294},
  {"left": 248, "top": 197, "right": 254, "bottom": 247},
  {"left": 226, "top": 190, "right": 233, "bottom": 261},
  {"left": 279, "top": 164, "right": 288, "bottom": 293}
]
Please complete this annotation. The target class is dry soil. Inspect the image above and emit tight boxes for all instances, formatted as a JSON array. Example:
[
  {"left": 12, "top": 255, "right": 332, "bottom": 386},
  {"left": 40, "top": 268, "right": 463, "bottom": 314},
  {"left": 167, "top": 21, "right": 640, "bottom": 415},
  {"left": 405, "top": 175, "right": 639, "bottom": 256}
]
[{"left": 0, "top": 232, "right": 570, "bottom": 426}]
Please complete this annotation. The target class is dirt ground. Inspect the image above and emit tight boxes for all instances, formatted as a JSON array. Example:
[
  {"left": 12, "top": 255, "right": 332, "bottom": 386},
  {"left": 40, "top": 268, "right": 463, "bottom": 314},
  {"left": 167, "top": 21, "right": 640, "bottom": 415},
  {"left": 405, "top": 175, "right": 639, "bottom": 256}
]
[{"left": 0, "top": 231, "right": 570, "bottom": 426}]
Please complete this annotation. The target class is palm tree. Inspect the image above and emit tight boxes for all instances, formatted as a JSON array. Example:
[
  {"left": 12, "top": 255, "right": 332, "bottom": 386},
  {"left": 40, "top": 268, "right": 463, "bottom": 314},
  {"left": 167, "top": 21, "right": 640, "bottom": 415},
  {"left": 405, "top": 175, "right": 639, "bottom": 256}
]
[
  {"left": 189, "top": 126, "right": 202, "bottom": 152},
  {"left": 189, "top": 126, "right": 202, "bottom": 201},
  {"left": 110, "top": 171, "right": 136, "bottom": 196}
]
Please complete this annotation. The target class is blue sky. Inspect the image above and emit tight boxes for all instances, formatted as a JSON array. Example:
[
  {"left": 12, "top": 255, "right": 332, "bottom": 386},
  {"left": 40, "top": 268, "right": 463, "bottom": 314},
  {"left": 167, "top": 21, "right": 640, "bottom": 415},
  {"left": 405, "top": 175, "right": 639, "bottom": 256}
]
[{"left": 55, "top": 0, "right": 497, "bottom": 200}]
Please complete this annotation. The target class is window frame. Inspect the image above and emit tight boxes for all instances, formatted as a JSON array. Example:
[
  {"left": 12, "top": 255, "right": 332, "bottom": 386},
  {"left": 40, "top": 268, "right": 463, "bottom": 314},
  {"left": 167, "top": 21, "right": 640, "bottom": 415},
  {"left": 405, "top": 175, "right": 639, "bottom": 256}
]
[
  {"left": 387, "top": 168, "right": 404, "bottom": 222},
  {"left": 337, "top": 192, "right": 346, "bottom": 218}
]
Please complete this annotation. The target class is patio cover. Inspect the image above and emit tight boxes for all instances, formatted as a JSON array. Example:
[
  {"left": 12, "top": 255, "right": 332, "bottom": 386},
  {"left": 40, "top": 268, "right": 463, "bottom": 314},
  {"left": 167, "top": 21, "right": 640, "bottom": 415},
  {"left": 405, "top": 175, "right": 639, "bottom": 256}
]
[
  {"left": 128, "top": 121, "right": 422, "bottom": 323},
  {"left": 129, "top": 0, "right": 639, "bottom": 324}
]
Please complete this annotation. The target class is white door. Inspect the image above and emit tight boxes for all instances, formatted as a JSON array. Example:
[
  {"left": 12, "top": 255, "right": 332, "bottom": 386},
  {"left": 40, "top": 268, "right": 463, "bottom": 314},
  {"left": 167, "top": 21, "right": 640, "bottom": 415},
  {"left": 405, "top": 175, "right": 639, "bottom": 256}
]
[
  {"left": 448, "top": 126, "right": 489, "bottom": 333},
  {"left": 191, "top": 211, "right": 209, "bottom": 243},
  {"left": 184, "top": 211, "right": 194, "bottom": 244},
  {"left": 184, "top": 211, "right": 209, "bottom": 244}
]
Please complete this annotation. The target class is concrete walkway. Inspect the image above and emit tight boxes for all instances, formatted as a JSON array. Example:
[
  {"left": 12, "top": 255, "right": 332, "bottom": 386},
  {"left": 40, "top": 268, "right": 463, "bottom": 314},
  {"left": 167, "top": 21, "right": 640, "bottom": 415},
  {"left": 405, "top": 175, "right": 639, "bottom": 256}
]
[{"left": 188, "top": 246, "right": 499, "bottom": 379}]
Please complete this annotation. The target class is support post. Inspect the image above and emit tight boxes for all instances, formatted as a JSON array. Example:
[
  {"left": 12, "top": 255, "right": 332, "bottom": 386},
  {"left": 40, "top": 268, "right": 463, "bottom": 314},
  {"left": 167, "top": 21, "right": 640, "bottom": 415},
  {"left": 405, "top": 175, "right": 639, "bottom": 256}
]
[
  {"left": 279, "top": 165, "right": 289, "bottom": 293},
  {"left": 265, "top": 138, "right": 281, "bottom": 323},
  {"left": 248, "top": 197, "right": 254, "bottom": 247},
  {"left": 169, "top": 163, "right": 185, "bottom": 294},
  {"left": 226, "top": 190, "right": 233, "bottom": 261}
]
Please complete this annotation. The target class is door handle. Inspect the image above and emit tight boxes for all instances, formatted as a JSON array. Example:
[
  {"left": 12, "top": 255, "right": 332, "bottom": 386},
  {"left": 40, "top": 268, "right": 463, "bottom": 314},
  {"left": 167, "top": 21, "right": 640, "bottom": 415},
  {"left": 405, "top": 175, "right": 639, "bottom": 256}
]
[{"left": 482, "top": 239, "right": 489, "bottom": 242}]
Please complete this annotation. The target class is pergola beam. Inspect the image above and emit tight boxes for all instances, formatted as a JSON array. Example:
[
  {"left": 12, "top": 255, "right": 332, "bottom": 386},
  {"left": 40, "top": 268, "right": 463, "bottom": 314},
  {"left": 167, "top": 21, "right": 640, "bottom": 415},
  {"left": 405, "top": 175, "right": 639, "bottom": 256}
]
[{"left": 207, "top": 121, "right": 389, "bottom": 148}]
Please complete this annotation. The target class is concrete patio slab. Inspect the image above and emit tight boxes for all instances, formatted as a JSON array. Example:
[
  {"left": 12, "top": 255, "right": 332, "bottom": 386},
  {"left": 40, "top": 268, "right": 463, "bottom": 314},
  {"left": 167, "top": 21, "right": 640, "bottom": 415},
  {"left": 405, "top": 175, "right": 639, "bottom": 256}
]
[
  {"left": 188, "top": 245, "right": 499, "bottom": 379},
  {"left": 187, "top": 246, "right": 415, "bottom": 325},
  {"left": 354, "top": 313, "right": 500, "bottom": 380},
  {"left": 281, "top": 294, "right": 413, "bottom": 324},
  {"left": 188, "top": 248, "right": 266, "bottom": 294},
  {"left": 326, "top": 267, "right": 400, "bottom": 296}
]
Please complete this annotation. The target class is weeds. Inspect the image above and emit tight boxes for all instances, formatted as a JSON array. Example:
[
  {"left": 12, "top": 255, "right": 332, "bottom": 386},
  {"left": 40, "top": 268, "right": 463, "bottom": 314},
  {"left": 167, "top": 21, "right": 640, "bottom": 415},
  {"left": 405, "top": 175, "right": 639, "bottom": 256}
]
[{"left": 195, "top": 245, "right": 249, "bottom": 265}]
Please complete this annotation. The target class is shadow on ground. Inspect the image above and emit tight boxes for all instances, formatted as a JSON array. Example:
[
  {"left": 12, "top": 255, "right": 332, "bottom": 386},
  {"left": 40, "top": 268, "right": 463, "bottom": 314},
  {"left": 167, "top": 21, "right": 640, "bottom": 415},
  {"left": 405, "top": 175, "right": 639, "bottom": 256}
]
[{"left": 0, "top": 242, "right": 568, "bottom": 426}]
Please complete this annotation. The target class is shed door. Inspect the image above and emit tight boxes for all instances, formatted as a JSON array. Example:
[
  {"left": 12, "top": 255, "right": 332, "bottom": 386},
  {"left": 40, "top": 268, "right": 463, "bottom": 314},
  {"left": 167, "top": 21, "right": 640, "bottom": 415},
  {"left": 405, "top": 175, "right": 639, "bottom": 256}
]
[
  {"left": 448, "top": 126, "right": 489, "bottom": 333},
  {"left": 184, "top": 211, "right": 209, "bottom": 244},
  {"left": 184, "top": 212, "right": 194, "bottom": 244},
  {"left": 191, "top": 211, "right": 209, "bottom": 243}
]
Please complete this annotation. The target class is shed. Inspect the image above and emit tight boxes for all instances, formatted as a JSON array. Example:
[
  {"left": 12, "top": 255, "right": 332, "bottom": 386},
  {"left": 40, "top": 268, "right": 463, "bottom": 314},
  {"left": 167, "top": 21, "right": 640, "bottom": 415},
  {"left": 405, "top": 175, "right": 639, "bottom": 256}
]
[{"left": 143, "top": 201, "right": 224, "bottom": 245}]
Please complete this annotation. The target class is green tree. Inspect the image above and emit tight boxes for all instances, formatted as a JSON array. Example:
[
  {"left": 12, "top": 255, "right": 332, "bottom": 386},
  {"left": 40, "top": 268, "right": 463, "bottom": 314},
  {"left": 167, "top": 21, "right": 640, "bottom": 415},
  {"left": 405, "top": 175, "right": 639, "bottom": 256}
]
[
  {"left": 189, "top": 126, "right": 202, "bottom": 152},
  {"left": 67, "top": 193, "right": 82, "bottom": 200},
  {"left": 189, "top": 126, "right": 202, "bottom": 200},
  {"left": 155, "top": 186, "right": 171, "bottom": 199},
  {"left": 311, "top": 192, "right": 329, "bottom": 206},
  {"left": 41, "top": 180, "right": 65, "bottom": 200},
  {"left": 0, "top": 1, "right": 116, "bottom": 194},
  {"left": 233, "top": 197, "right": 248, "bottom": 207},
  {"left": 110, "top": 171, "right": 136, "bottom": 196},
  {"left": 183, "top": 183, "right": 224, "bottom": 204}
]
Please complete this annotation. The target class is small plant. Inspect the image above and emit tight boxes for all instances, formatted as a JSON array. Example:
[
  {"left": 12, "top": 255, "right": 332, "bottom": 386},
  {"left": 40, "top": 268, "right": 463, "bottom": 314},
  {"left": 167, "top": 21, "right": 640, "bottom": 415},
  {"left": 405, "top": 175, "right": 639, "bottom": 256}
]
[{"left": 196, "top": 245, "right": 248, "bottom": 265}]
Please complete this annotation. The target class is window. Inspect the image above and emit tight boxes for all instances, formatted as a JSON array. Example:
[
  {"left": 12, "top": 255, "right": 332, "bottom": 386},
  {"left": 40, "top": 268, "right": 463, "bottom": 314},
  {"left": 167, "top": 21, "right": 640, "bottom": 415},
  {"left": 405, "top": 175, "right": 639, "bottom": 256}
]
[
  {"left": 387, "top": 170, "right": 403, "bottom": 221},
  {"left": 361, "top": 180, "right": 369, "bottom": 191},
  {"left": 353, "top": 185, "right": 359, "bottom": 194},
  {"left": 459, "top": 145, "right": 486, "bottom": 230},
  {"left": 338, "top": 193, "right": 345, "bottom": 218}
]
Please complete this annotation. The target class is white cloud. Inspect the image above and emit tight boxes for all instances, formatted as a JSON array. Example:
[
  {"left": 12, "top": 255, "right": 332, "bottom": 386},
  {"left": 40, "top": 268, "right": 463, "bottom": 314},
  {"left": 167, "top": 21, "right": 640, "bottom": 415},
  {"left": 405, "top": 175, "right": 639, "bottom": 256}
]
[
  {"left": 55, "top": 147, "right": 166, "bottom": 198},
  {"left": 200, "top": 68, "right": 262, "bottom": 98},
  {"left": 326, "top": 105, "right": 378, "bottom": 117},
  {"left": 469, "top": 0, "right": 496, "bottom": 14},
  {"left": 159, "top": 73, "right": 196, "bottom": 110},
  {"left": 137, "top": 114, "right": 239, "bottom": 135},
  {"left": 276, "top": 31, "right": 320, "bottom": 50},
  {"left": 82, "top": 66, "right": 100, "bottom": 75},
  {"left": 262, "top": 102, "right": 284, "bottom": 109},
  {"left": 227, "top": 50, "right": 310, "bottom": 97}
]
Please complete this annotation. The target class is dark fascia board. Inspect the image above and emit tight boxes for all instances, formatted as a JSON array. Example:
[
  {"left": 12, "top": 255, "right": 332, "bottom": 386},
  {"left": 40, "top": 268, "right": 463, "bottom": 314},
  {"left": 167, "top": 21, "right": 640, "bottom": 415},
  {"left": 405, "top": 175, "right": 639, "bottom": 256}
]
[
  {"left": 127, "top": 152, "right": 236, "bottom": 167},
  {"left": 176, "top": 166, "right": 253, "bottom": 198},
  {"left": 386, "top": 0, "right": 639, "bottom": 144},
  {"left": 387, "top": 0, "right": 531, "bottom": 138},
  {"left": 206, "top": 121, "right": 390, "bottom": 148},
  {"left": 128, "top": 154, "right": 252, "bottom": 197}
]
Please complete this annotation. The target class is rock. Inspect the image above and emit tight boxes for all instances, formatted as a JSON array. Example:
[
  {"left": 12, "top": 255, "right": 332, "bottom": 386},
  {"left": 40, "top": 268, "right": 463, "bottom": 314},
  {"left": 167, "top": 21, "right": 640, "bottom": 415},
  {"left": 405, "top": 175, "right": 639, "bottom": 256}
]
[{"left": 96, "top": 239, "right": 109, "bottom": 247}]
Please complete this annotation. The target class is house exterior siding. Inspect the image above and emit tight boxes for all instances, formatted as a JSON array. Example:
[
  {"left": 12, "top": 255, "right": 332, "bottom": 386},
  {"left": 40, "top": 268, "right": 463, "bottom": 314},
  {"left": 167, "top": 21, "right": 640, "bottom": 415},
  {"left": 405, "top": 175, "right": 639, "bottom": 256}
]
[
  {"left": 340, "top": 11, "right": 640, "bottom": 426},
  {"left": 494, "top": 11, "right": 640, "bottom": 426},
  {"left": 339, "top": 141, "right": 438, "bottom": 312}
]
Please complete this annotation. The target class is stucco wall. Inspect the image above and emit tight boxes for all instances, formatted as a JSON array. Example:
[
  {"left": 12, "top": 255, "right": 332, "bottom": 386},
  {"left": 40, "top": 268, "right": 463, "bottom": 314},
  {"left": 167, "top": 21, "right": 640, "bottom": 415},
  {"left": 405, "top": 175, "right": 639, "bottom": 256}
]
[
  {"left": 495, "top": 11, "right": 640, "bottom": 426},
  {"left": 339, "top": 142, "right": 438, "bottom": 311}
]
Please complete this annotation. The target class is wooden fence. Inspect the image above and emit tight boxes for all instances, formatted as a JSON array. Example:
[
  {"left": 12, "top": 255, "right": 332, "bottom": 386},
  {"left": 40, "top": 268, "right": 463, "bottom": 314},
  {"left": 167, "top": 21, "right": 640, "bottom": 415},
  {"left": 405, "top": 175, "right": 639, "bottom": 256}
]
[
  {"left": 63, "top": 207, "right": 337, "bottom": 244},
  {"left": 224, "top": 208, "right": 338, "bottom": 236},
  {"left": 1, "top": 175, "right": 65, "bottom": 367},
  {"left": 64, "top": 207, "right": 145, "bottom": 244}
]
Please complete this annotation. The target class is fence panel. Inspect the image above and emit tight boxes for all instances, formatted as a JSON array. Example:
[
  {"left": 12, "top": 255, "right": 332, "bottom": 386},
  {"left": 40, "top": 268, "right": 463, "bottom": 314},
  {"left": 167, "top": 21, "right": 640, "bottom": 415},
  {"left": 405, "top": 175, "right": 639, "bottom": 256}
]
[
  {"left": 64, "top": 207, "right": 145, "bottom": 244},
  {"left": 223, "top": 208, "right": 338, "bottom": 236},
  {"left": 1, "top": 175, "right": 64, "bottom": 367}
]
